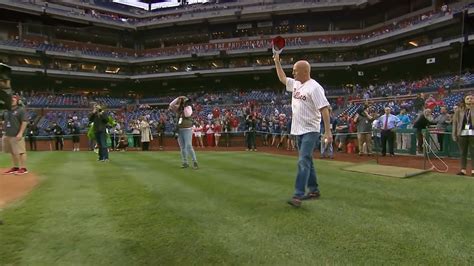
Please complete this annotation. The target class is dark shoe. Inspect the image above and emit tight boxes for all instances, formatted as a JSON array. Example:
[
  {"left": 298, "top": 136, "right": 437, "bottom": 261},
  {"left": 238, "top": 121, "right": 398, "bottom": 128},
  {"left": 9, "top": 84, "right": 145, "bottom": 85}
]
[
  {"left": 181, "top": 163, "right": 189, "bottom": 168},
  {"left": 287, "top": 197, "right": 302, "bottom": 208},
  {"left": 301, "top": 191, "right": 321, "bottom": 200},
  {"left": 192, "top": 162, "right": 198, "bottom": 169},
  {"left": 456, "top": 171, "right": 466, "bottom": 176}
]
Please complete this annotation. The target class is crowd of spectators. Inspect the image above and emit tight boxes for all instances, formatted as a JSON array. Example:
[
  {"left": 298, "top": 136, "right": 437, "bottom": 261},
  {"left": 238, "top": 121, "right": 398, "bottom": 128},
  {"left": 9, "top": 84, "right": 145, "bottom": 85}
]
[
  {"left": 0, "top": 2, "right": 462, "bottom": 60},
  {"left": 19, "top": 72, "right": 473, "bottom": 154}
]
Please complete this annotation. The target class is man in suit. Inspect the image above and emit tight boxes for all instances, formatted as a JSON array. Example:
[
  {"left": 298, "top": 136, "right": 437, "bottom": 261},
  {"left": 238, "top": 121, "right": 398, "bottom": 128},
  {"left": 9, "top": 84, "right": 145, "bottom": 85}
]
[{"left": 377, "top": 107, "right": 400, "bottom": 156}]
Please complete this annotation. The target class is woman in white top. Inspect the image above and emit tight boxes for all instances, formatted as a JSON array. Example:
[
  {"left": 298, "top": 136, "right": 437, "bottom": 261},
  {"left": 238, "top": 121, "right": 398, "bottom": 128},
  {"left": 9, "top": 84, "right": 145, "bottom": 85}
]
[{"left": 139, "top": 116, "right": 152, "bottom": 151}]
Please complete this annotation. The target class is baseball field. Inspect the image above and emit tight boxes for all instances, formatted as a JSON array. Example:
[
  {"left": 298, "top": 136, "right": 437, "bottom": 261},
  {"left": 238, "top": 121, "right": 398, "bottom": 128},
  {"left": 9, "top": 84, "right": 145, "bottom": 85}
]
[{"left": 0, "top": 151, "right": 473, "bottom": 265}]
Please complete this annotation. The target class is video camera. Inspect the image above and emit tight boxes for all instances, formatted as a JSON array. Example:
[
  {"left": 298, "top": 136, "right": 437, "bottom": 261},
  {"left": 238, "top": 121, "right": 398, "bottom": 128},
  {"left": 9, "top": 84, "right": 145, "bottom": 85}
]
[{"left": 0, "top": 63, "right": 12, "bottom": 110}]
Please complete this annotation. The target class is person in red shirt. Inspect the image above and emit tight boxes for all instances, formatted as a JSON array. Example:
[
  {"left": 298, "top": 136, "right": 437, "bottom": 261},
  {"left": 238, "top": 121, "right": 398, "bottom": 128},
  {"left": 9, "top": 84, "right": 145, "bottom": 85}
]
[
  {"left": 230, "top": 116, "right": 239, "bottom": 132},
  {"left": 212, "top": 107, "right": 220, "bottom": 120}
]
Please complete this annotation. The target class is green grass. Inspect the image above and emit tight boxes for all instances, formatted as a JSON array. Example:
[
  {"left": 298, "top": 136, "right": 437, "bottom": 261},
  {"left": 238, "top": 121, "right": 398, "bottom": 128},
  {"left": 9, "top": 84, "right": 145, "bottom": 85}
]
[{"left": 0, "top": 151, "right": 473, "bottom": 265}]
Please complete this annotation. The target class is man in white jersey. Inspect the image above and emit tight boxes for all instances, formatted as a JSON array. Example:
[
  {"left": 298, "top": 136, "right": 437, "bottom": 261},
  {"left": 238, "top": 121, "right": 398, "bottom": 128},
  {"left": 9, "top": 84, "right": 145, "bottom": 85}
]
[{"left": 274, "top": 53, "right": 332, "bottom": 207}]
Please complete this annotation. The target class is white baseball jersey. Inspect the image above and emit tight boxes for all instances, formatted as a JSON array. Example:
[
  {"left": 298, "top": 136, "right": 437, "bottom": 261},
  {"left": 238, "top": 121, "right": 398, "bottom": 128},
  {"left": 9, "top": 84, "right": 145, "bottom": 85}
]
[{"left": 286, "top": 77, "right": 329, "bottom": 135}]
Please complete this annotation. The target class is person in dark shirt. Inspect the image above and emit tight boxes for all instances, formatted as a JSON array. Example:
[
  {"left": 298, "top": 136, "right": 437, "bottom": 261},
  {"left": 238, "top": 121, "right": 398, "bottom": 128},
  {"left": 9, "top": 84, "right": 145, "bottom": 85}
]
[
  {"left": 245, "top": 114, "right": 257, "bottom": 151},
  {"left": 26, "top": 120, "right": 39, "bottom": 151},
  {"left": 223, "top": 115, "right": 232, "bottom": 147},
  {"left": 156, "top": 118, "right": 166, "bottom": 150},
  {"left": 2, "top": 95, "right": 28, "bottom": 175},
  {"left": 413, "top": 93, "right": 425, "bottom": 113},
  {"left": 68, "top": 119, "right": 81, "bottom": 151},
  {"left": 89, "top": 104, "right": 109, "bottom": 162},
  {"left": 413, "top": 108, "right": 435, "bottom": 153},
  {"left": 51, "top": 122, "right": 64, "bottom": 151}
]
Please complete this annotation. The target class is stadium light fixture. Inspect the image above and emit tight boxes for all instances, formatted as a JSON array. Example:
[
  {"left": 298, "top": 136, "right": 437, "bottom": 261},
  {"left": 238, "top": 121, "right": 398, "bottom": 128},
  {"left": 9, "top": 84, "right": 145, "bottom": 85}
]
[
  {"left": 426, "top": 58, "right": 436, "bottom": 64},
  {"left": 105, "top": 67, "right": 121, "bottom": 74},
  {"left": 408, "top": 41, "right": 418, "bottom": 47},
  {"left": 23, "top": 58, "right": 42, "bottom": 66},
  {"left": 81, "top": 64, "right": 97, "bottom": 71}
]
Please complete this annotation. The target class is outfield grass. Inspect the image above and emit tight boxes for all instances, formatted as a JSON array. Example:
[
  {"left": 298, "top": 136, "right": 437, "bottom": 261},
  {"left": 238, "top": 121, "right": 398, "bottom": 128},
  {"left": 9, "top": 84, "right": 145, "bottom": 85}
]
[{"left": 0, "top": 151, "right": 473, "bottom": 265}]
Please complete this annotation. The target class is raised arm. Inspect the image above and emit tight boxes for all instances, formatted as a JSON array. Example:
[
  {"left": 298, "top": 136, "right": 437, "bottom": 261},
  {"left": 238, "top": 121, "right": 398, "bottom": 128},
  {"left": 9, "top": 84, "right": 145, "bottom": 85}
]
[
  {"left": 169, "top": 96, "right": 182, "bottom": 112},
  {"left": 273, "top": 53, "right": 287, "bottom": 85}
]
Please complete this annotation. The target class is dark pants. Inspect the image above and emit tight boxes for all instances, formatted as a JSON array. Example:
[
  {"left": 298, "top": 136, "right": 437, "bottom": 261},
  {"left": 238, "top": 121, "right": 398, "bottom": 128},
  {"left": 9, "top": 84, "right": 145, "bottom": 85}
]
[
  {"left": 28, "top": 136, "right": 37, "bottom": 151},
  {"left": 458, "top": 136, "right": 474, "bottom": 170},
  {"left": 133, "top": 135, "right": 140, "bottom": 148},
  {"left": 55, "top": 136, "right": 64, "bottom": 150},
  {"left": 95, "top": 131, "right": 109, "bottom": 160},
  {"left": 142, "top": 142, "right": 149, "bottom": 151},
  {"left": 416, "top": 130, "right": 424, "bottom": 152},
  {"left": 437, "top": 133, "right": 444, "bottom": 151},
  {"left": 246, "top": 131, "right": 256, "bottom": 150},
  {"left": 224, "top": 132, "right": 231, "bottom": 147},
  {"left": 157, "top": 133, "right": 164, "bottom": 148},
  {"left": 381, "top": 129, "right": 395, "bottom": 155},
  {"left": 111, "top": 134, "right": 118, "bottom": 150}
]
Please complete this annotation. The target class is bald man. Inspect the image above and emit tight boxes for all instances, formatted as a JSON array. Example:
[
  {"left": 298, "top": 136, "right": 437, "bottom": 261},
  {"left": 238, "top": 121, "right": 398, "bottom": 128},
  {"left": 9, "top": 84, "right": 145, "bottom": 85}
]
[
  {"left": 274, "top": 53, "right": 332, "bottom": 208},
  {"left": 377, "top": 107, "right": 401, "bottom": 156}
]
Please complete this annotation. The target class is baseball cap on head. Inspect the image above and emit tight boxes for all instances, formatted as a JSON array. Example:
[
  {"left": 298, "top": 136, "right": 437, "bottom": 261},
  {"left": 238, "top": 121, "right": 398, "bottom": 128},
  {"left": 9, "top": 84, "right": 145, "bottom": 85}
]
[{"left": 0, "top": 63, "right": 12, "bottom": 81}]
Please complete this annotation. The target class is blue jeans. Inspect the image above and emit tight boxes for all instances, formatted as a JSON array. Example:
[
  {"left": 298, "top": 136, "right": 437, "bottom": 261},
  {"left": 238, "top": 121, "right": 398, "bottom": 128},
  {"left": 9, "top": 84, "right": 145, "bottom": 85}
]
[
  {"left": 294, "top": 132, "right": 320, "bottom": 198},
  {"left": 95, "top": 131, "right": 109, "bottom": 160},
  {"left": 178, "top": 128, "right": 197, "bottom": 165}
]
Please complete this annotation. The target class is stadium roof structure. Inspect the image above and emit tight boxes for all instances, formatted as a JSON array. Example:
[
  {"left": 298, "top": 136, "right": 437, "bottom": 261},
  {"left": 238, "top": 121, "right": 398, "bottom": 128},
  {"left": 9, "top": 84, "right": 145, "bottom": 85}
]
[
  {"left": 112, "top": 0, "right": 174, "bottom": 10},
  {"left": 112, "top": 0, "right": 193, "bottom": 11}
]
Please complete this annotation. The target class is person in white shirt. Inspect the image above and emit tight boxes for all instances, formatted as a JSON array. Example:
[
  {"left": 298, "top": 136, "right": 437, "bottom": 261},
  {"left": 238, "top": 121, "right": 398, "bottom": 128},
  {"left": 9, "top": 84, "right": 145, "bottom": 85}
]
[{"left": 274, "top": 53, "right": 332, "bottom": 208}]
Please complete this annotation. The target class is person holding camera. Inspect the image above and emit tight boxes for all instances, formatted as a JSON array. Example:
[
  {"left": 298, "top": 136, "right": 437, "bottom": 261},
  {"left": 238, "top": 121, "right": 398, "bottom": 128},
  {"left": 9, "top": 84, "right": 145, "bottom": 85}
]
[
  {"left": 68, "top": 118, "right": 81, "bottom": 151},
  {"left": 0, "top": 64, "right": 19, "bottom": 225},
  {"left": 51, "top": 122, "right": 64, "bottom": 151},
  {"left": 169, "top": 96, "right": 198, "bottom": 169},
  {"left": 89, "top": 104, "right": 109, "bottom": 162},
  {"left": 354, "top": 105, "right": 374, "bottom": 156},
  {"left": 244, "top": 113, "right": 257, "bottom": 151},
  {"left": 413, "top": 108, "right": 435, "bottom": 154},
  {"left": 26, "top": 120, "right": 39, "bottom": 151},
  {"left": 0, "top": 63, "right": 13, "bottom": 111}
]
